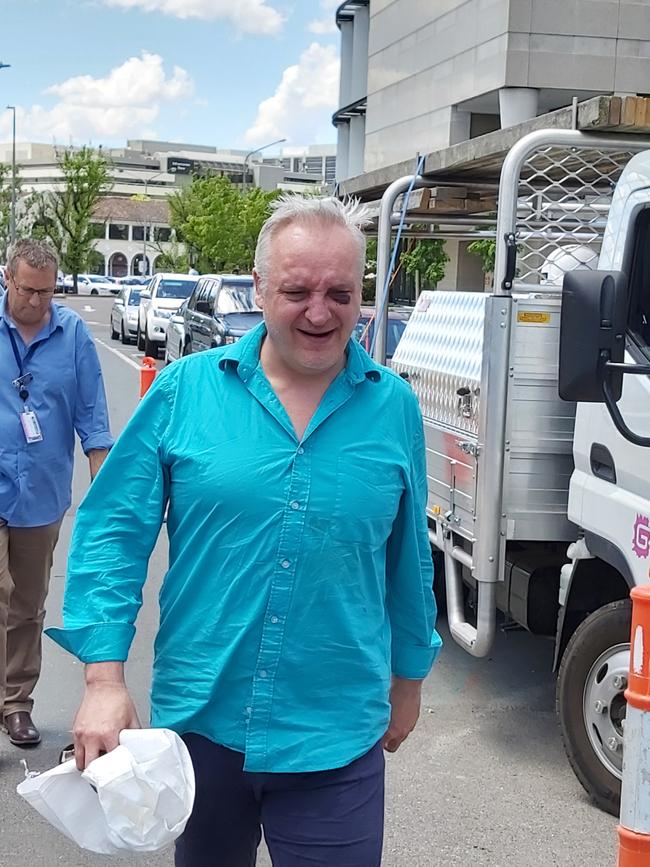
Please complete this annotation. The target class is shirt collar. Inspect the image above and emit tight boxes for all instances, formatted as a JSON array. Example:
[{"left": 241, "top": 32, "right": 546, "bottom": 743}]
[{"left": 217, "top": 321, "right": 384, "bottom": 385}]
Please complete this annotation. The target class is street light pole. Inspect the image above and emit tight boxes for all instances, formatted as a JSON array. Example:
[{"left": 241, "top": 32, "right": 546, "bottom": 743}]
[
  {"left": 6, "top": 105, "right": 16, "bottom": 244},
  {"left": 142, "top": 170, "right": 165, "bottom": 276},
  {"left": 242, "top": 137, "right": 287, "bottom": 195}
]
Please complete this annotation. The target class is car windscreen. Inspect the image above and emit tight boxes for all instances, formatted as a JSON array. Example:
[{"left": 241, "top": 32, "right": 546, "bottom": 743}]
[
  {"left": 216, "top": 282, "right": 258, "bottom": 314},
  {"left": 157, "top": 279, "right": 197, "bottom": 299},
  {"left": 355, "top": 317, "right": 407, "bottom": 357},
  {"left": 89, "top": 275, "right": 107, "bottom": 282},
  {"left": 127, "top": 290, "right": 141, "bottom": 305}
]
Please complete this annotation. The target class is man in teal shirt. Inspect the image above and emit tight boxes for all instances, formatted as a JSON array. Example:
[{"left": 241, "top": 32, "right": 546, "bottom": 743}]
[{"left": 48, "top": 196, "right": 441, "bottom": 866}]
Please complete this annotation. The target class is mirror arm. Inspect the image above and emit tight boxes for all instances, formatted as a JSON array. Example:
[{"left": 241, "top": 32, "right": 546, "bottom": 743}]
[{"left": 601, "top": 356, "right": 650, "bottom": 447}]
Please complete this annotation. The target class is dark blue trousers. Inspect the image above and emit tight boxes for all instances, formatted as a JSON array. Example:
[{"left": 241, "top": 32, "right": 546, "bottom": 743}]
[{"left": 175, "top": 734, "right": 385, "bottom": 867}]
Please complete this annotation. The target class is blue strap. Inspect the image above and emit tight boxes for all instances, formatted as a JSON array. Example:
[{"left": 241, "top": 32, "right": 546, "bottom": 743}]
[{"left": 6, "top": 324, "right": 24, "bottom": 376}]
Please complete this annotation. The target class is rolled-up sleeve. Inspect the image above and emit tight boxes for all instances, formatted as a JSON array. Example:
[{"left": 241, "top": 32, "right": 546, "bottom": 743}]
[
  {"left": 73, "top": 323, "right": 114, "bottom": 454},
  {"left": 385, "top": 404, "right": 442, "bottom": 679},
  {"left": 46, "top": 371, "right": 173, "bottom": 663}
]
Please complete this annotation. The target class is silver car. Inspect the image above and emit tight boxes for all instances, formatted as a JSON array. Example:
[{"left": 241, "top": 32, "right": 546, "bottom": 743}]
[
  {"left": 164, "top": 300, "right": 188, "bottom": 363},
  {"left": 110, "top": 285, "right": 145, "bottom": 344}
]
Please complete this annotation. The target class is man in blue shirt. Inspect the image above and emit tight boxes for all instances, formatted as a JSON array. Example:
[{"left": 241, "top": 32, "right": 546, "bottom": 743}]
[
  {"left": 48, "top": 197, "right": 441, "bottom": 866},
  {"left": 0, "top": 239, "right": 113, "bottom": 747}
]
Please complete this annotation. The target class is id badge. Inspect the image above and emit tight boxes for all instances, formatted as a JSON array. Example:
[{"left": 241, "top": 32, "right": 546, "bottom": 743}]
[{"left": 20, "top": 409, "right": 43, "bottom": 444}]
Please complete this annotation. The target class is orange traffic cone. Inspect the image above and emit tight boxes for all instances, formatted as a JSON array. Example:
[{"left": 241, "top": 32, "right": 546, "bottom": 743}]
[
  {"left": 139, "top": 356, "right": 157, "bottom": 398},
  {"left": 617, "top": 586, "right": 650, "bottom": 866}
]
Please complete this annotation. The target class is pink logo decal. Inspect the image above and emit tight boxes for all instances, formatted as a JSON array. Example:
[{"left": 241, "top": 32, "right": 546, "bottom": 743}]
[{"left": 633, "top": 514, "right": 650, "bottom": 559}]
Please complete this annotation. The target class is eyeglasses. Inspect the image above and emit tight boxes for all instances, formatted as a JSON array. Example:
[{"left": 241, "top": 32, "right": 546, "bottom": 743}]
[{"left": 13, "top": 283, "right": 55, "bottom": 300}]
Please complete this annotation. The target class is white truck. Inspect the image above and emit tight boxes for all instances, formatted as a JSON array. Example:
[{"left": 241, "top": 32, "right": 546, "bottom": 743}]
[{"left": 372, "top": 128, "right": 650, "bottom": 815}]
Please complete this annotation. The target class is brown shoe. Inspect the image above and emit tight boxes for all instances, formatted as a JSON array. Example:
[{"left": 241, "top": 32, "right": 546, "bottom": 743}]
[{"left": 3, "top": 711, "right": 41, "bottom": 746}]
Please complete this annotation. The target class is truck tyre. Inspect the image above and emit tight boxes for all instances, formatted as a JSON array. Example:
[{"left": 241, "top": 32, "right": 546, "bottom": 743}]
[
  {"left": 137, "top": 326, "right": 144, "bottom": 351},
  {"left": 556, "top": 599, "right": 631, "bottom": 816},
  {"left": 110, "top": 319, "right": 119, "bottom": 340}
]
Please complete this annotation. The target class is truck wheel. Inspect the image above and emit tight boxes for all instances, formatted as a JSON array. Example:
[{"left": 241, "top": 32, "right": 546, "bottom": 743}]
[
  {"left": 556, "top": 599, "right": 631, "bottom": 815},
  {"left": 137, "top": 326, "right": 144, "bottom": 351},
  {"left": 110, "top": 320, "right": 119, "bottom": 340}
]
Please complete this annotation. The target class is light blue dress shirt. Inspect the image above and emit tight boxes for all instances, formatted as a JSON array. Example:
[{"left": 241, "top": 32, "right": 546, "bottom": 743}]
[
  {"left": 47, "top": 322, "right": 441, "bottom": 773},
  {"left": 0, "top": 294, "right": 113, "bottom": 527}
]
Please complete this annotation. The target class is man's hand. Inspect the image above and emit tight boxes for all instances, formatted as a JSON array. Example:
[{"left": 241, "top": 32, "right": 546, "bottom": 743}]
[
  {"left": 73, "top": 662, "right": 140, "bottom": 770},
  {"left": 88, "top": 448, "right": 109, "bottom": 482},
  {"left": 382, "top": 676, "right": 423, "bottom": 753}
]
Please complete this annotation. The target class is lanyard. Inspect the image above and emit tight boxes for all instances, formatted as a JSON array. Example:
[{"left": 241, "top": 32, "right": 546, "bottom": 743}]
[{"left": 6, "top": 324, "right": 25, "bottom": 376}]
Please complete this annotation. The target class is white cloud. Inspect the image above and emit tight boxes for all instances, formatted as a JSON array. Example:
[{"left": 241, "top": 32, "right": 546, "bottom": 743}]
[
  {"left": 245, "top": 43, "right": 340, "bottom": 146},
  {"left": 0, "top": 53, "right": 193, "bottom": 144},
  {"left": 102, "top": 0, "right": 285, "bottom": 35},
  {"left": 308, "top": 0, "right": 339, "bottom": 35}
]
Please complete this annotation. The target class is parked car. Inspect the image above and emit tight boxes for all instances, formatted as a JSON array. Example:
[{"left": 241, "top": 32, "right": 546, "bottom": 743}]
[
  {"left": 164, "top": 300, "right": 188, "bottom": 364},
  {"left": 112, "top": 276, "right": 151, "bottom": 287},
  {"left": 137, "top": 272, "right": 199, "bottom": 357},
  {"left": 110, "top": 285, "right": 144, "bottom": 344},
  {"left": 74, "top": 274, "right": 119, "bottom": 296},
  {"left": 354, "top": 306, "right": 412, "bottom": 361},
  {"left": 183, "top": 274, "right": 261, "bottom": 356}
]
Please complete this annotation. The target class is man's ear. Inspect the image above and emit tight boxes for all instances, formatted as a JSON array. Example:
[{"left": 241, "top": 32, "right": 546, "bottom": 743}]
[{"left": 253, "top": 269, "right": 264, "bottom": 309}]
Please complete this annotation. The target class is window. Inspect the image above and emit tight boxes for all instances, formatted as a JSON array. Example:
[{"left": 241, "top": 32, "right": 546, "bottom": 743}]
[
  {"left": 153, "top": 226, "right": 172, "bottom": 243},
  {"left": 215, "top": 281, "right": 257, "bottom": 314},
  {"left": 132, "top": 225, "right": 146, "bottom": 241},
  {"left": 157, "top": 278, "right": 197, "bottom": 299},
  {"left": 109, "top": 223, "right": 129, "bottom": 241},
  {"left": 626, "top": 209, "right": 650, "bottom": 362}
]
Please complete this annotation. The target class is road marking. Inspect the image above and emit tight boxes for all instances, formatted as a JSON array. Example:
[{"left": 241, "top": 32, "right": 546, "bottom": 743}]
[
  {"left": 86, "top": 320, "right": 101, "bottom": 325},
  {"left": 83, "top": 305, "right": 95, "bottom": 312},
  {"left": 96, "top": 338, "right": 141, "bottom": 372}
]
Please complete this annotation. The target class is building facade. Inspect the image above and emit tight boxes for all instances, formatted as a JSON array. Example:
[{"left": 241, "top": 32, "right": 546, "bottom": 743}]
[{"left": 334, "top": 0, "right": 650, "bottom": 181}]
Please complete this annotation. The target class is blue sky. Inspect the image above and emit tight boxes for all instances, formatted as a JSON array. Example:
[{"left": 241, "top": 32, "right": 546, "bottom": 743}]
[{"left": 0, "top": 0, "right": 341, "bottom": 153}]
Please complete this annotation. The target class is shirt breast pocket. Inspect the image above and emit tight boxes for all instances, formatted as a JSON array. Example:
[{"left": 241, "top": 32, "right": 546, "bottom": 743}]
[{"left": 332, "top": 454, "right": 403, "bottom": 547}]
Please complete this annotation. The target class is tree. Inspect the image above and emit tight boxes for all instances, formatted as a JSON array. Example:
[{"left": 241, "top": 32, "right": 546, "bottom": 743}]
[
  {"left": 0, "top": 163, "right": 20, "bottom": 261},
  {"left": 24, "top": 147, "right": 112, "bottom": 291},
  {"left": 168, "top": 175, "right": 279, "bottom": 273},
  {"left": 467, "top": 237, "right": 496, "bottom": 289},
  {"left": 400, "top": 237, "right": 449, "bottom": 289}
]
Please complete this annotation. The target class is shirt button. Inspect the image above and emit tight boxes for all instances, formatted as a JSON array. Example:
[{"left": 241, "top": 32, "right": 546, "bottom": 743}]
[
  {"left": 259, "top": 670, "right": 268, "bottom": 678},
  {"left": 281, "top": 559, "right": 290, "bottom": 569},
  {"left": 270, "top": 615, "right": 279, "bottom": 624},
  {"left": 297, "top": 447, "right": 305, "bottom": 455},
  {"left": 290, "top": 501, "right": 300, "bottom": 510}
]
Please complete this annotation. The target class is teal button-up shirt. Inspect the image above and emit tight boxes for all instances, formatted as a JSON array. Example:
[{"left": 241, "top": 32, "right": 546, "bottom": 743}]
[{"left": 47, "top": 323, "right": 441, "bottom": 773}]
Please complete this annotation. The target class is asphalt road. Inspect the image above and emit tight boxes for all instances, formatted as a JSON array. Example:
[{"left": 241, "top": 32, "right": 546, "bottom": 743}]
[{"left": 0, "top": 297, "right": 618, "bottom": 867}]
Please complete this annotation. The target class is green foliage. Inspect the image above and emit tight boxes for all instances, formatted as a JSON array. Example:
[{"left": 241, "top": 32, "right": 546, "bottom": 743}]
[
  {"left": 399, "top": 237, "right": 449, "bottom": 288},
  {"left": 23, "top": 147, "right": 112, "bottom": 287},
  {"left": 0, "top": 163, "right": 20, "bottom": 260},
  {"left": 168, "top": 176, "right": 280, "bottom": 273},
  {"left": 362, "top": 236, "right": 377, "bottom": 302},
  {"left": 467, "top": 237, "right": 496, "bottom": 274}
]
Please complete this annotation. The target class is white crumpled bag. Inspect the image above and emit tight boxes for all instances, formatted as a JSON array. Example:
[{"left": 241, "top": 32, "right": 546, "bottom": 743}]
[{"left": 16, "top": 728, "right": 195, "bottom": 855}]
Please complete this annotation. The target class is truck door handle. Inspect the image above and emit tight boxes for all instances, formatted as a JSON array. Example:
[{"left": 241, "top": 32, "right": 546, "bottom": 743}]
[{"left": 590, "top": 443, "right": 617, "bottom": 484}]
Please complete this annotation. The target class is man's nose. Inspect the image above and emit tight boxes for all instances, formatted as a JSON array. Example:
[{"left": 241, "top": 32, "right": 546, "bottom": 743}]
[
  {"left": 29, "top": 293, "right": 42, "bottom": 307},
  {"left": 304, "top": 297, "right": 331, "bottom": 325}
]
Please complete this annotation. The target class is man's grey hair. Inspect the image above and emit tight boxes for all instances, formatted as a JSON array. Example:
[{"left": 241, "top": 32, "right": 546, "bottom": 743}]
[
  {"left": 6, "top": 238, "right": 58, "bottom": 277},
  {"left": 254, "top": 195, "right": 371, "bottom": 289}
]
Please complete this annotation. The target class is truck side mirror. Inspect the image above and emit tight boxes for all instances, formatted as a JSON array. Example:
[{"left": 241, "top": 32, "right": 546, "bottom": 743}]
[
  {"left": 559, "top": 269, "right": 650, "bottom": 447},
  {"left": 559, "top": 270, "right": 627, "bottom": 402}
]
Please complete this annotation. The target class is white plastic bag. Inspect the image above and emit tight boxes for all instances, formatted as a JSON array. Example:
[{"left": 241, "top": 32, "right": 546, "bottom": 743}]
[{"left": 17, "top": 728, "right": 195, "bottom": 855}]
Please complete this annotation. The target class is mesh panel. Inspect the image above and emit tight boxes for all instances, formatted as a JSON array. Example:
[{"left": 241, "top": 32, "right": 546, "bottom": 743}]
[{"left": 515, "top": 146, "right": 637, "bottom": 285}]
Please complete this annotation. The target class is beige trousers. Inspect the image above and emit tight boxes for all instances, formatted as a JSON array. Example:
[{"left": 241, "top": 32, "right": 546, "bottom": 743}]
[{"left": 0, "top": 518, "right": 62, "bottom": 717}]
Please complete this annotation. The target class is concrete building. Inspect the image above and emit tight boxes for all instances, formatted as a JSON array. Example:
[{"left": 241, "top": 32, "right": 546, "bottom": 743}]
[
  {"left": 334, "top": 0, "right": 650, "bottom": 181},
  {"left": 0, "top": 137, "right": 335, "bottom": 275}
]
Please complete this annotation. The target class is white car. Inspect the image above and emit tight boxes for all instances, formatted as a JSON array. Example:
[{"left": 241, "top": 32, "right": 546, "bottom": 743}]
[
  {"left": 110, "top": 285, "right": 145, "bottom": 344},
  {"left": 164, "top": 300, "right": 188, "bottom": 364},
  {"left": 137, "top": 273, "right": 199, "bottom": 358},
  {"left": 75, "top": 274, "right": 119, "bottom": 296}
]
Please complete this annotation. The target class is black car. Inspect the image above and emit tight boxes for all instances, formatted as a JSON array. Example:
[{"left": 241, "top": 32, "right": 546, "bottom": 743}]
[{"left": 183, "top": 274, "right": 262, "bottom": 355}]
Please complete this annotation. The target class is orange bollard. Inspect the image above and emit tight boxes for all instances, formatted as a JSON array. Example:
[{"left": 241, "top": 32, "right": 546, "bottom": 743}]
[
  {"left": 617, "top": 585, "right": 650, "bottom": 866},
  {"left": 139, "top": 356, "right": 157, "bottom": 398}
]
